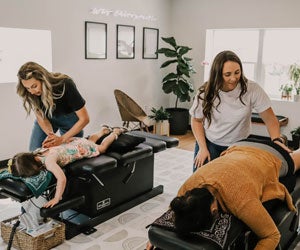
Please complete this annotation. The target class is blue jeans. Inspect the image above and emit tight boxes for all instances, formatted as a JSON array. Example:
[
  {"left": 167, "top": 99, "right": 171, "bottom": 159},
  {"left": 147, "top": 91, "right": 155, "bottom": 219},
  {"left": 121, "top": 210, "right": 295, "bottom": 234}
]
[
  {"left": 29, "top": 112, "right": 84, "bottom": 151},
  {"left": 193, "top": 139, "right": 228, "bottom": 172}
]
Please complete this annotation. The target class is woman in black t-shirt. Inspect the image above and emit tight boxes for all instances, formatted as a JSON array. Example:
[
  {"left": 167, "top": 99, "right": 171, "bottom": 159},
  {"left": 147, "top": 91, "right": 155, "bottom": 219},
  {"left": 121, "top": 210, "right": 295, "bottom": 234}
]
[{"left": 17, "top": 61, "right": 89, "bottom": 151}]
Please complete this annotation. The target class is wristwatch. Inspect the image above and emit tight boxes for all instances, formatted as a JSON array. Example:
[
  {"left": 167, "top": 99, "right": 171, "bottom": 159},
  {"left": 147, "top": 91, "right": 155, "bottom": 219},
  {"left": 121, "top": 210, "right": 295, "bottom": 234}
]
[{"left": 272, "top": 137, "right": 285, "bottom": 144}]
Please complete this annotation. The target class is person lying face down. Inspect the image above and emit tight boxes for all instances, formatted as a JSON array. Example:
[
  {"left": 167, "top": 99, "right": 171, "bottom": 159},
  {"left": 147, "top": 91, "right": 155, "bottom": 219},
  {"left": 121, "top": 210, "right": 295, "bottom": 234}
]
[
  {"left": 168, "top": 139, "right": 300, "bottom": 250},
  {"left": 7, "top": 126, "right": 125, "bottom": 208}
]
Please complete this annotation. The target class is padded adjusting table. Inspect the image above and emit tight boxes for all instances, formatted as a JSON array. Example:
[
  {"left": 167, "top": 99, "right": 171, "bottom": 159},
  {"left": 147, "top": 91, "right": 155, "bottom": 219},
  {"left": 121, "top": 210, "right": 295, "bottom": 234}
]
[
  {"left": 0, "top": 132, "right": 179, "bottom": 240},
  {"left": 251, "top": 112, "right": 288, "bottom": 127},
  {"left": 128, "top": 130, "right": 179, "bottom": 150},
  {"left": 147, "top": 175, "right": 300, "bottom": 250}
]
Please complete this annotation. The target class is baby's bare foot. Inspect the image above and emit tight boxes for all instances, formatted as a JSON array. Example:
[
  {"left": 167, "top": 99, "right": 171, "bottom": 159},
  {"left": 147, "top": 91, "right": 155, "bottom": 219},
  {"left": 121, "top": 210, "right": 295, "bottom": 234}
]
[
  {"left": 101, "top": 125, "right": 112, "bottom": 135},
  {"left": 112, "top": 128, "right": 122, "bottom": 136}
]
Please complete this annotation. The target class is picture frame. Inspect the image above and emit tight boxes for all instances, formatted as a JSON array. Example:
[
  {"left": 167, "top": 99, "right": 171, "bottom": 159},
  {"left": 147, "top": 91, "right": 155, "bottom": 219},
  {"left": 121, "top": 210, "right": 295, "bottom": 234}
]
[
  {"left": 85, "top": 21, "right": 107, "bottom": 59},
  {"left": 143, "top": 27, "right": 159, "bottom": 59},
  {"left": 116, "top": 25, "right": 135, "bottom": 59}
]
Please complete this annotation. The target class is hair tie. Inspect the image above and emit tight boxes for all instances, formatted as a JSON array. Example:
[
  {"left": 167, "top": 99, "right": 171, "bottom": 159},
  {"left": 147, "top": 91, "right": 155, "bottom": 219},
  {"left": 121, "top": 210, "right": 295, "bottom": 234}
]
[{"left": 7, "top": 158, "right": 12, "bottom": 173}]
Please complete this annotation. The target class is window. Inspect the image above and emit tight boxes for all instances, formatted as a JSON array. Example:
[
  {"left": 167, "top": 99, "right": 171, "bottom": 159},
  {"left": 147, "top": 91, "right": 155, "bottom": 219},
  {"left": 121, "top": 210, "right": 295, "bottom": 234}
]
[{"left": 205, "top": 28, "right": 300, "bottom": 99}]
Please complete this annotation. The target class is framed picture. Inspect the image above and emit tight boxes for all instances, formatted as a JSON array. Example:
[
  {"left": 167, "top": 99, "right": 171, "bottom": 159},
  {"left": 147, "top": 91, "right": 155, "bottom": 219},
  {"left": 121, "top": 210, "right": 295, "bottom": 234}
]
[
  {"left": 143, "top": 27, "right": 159, "bottom": 59},
  {"left": 85, "top": 21, "right": 107, "bottom": 59},
  {"left": 117, "top": 25, "right": 135, "bottom": 59}
]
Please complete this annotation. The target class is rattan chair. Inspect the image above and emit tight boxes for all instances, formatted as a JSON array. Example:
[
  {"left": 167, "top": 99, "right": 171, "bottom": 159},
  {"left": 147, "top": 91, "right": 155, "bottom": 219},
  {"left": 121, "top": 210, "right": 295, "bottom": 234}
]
[{"left": 114, "top": 89, "right": 153, "bottom": 131}]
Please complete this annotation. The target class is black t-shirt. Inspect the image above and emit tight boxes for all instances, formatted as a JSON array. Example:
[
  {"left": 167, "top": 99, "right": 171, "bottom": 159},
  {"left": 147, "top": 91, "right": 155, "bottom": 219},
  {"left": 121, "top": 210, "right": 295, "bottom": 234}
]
[{"left": 50, "top": 78, "right": 86, "bottom": 117}]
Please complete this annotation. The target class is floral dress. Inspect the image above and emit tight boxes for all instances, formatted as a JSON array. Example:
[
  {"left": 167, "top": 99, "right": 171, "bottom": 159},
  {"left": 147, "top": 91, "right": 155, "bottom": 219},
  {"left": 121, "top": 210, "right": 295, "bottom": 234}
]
[{"left": 52, "top": 138, "right": 100, "bottom": 166}]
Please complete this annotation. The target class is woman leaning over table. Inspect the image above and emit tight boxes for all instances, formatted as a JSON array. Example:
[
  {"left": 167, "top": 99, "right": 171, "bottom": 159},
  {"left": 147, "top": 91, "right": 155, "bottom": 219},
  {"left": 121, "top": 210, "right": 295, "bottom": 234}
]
[
  {"left": 190, "top": 50, "right": 289, "bottom": 171},
  {"left": 17, "top": 62, "right": 89, "bottom": 151}
]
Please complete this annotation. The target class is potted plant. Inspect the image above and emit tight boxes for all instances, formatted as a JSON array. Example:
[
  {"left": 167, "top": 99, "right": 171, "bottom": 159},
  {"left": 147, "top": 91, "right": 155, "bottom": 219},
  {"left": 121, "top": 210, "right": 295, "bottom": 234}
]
[
  {"left": 279, "top": 84, "right": 293, "bottom": 100},
  {"left": 291, "top": 126, "right": 300, "bottom": 149},
  {"left": 289, "top": 63, "right": 300, "bottom": 101},
  {"left": 149, "top": 106, "right": 171, "bottom": 136},
  {"left": 156, "top": 37, "right": 196, "bottom": 135},
  {"left": 294, "top": 85, "right": 300, "bottom": 102}
]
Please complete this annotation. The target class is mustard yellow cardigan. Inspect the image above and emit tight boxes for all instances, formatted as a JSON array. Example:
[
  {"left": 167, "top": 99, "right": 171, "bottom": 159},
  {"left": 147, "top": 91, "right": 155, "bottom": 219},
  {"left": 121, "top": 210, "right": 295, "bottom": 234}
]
[{"left": 178, "top": 146, "right": 296, "bottom": 250}]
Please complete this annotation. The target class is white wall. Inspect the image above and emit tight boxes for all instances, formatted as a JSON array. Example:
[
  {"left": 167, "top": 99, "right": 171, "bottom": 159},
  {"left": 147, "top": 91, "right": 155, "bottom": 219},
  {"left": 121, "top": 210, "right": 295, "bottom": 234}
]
[
  {"left": 171, "top": 0, "right": 300, "bottom": 139},
  {"left": 0, "top": 0, "right": 172, "bottom": 159}
]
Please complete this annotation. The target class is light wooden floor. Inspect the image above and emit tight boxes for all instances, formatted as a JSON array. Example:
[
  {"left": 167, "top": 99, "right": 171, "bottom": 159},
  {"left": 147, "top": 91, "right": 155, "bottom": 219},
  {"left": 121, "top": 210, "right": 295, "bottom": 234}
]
[{"left": 170, "top": 130, "right": 196, "bottom": 152}]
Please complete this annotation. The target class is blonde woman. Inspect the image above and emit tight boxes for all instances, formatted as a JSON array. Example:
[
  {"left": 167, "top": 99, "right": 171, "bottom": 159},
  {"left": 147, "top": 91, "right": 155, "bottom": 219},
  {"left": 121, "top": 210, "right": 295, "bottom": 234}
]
[{"left": 17, "top": 62, "right": 89, "bottom": 151}]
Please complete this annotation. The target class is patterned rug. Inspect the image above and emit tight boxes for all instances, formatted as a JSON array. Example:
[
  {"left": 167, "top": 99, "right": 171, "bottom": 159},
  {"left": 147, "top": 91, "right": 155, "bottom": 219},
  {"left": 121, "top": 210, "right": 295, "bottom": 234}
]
[{"left": 0, "top": 148, "right": 194, "bottom": 250}]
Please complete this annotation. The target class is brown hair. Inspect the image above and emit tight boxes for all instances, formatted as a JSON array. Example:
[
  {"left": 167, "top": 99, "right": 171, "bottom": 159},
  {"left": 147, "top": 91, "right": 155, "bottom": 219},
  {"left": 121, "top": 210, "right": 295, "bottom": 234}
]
[
  {"left": 10, "top": 152, "right": 45, "bottom": 177},
  {"left": 195, "top": 51, "right": 248, "bottom": 126},
  {"left": 170, "top": 188, "right": 215, "bottom": 234}
]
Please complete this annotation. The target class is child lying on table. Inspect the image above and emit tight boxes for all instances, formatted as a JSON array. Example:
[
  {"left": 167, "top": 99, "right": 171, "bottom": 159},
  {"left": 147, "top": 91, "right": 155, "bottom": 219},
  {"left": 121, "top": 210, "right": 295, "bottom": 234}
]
[
  {"left": 146, "top": 139, "right": 300, "bottom": 250},
  {"left": 7, "top": 126, "right": 125, "bottom": 208}
]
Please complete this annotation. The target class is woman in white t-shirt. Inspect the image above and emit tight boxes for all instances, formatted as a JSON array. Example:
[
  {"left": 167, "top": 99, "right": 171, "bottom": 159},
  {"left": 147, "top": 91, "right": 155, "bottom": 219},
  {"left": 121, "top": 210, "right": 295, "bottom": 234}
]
[{"left": 190, "top": 50, "right": 288, "bottom": 171}]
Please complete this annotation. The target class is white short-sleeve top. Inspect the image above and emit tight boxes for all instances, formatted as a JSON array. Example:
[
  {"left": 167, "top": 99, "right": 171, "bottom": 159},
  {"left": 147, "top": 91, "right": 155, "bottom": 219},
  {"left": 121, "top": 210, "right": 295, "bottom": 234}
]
[{"left": 189, "top": 80, "right": 271, "bottom": 146}]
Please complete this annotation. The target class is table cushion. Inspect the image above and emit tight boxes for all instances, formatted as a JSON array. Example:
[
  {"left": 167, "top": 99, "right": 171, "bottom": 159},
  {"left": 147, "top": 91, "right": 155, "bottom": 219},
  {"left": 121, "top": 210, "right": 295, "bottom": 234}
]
[{"left": 128, "top": 131, "right": 179, "bottom": 148}]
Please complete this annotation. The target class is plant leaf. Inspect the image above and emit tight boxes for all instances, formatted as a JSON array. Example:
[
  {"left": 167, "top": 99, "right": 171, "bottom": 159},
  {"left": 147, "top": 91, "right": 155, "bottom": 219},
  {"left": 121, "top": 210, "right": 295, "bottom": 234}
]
[
  {"left": 161, "top": 37, "right": 177, "bottom": 48},
  {"left": 156, "top": 48, "right": 177, "bottom": 57},
  {"left": 179, "top": 93, "right": 191, "bottom": 102},
  {"left": 157, "top": 36, "right": 195, "bottom": 106},
  {"left": 162, "top": 72, "right": 177, "bottom": 82},
  {"left": 184, "top": 57, "right": 192, "bottom": 61},
  {"left": 177, "top": 64, "right": 190, "bottom": 77},
  {"left": 178, "top": 46, "right": 192, "bottom": 56},
  {"left": 163, "top": 80, "right": 177, "bottom": 93},
  {"left": 149, "top": 106, "right": 170, "bottom": 121},
  {"left": 178, "top": 80, "right": 190, "bottom": 93},
  {"left": 161, "top": 59, "right": 177, "bottom": 68}
]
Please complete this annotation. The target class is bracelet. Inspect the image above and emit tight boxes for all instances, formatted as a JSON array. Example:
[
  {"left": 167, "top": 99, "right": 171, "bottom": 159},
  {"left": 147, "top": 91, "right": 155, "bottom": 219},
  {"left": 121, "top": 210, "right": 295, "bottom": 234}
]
[{"left": 272, "top": 137, "right": 284, "bottom": 144}]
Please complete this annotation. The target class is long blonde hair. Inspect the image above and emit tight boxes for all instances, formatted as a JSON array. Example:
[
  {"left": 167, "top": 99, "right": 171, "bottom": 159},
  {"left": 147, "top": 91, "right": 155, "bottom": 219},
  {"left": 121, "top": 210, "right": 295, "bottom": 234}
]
[{"left": 17, "top": 62, "right": 70, "bottom": 118}]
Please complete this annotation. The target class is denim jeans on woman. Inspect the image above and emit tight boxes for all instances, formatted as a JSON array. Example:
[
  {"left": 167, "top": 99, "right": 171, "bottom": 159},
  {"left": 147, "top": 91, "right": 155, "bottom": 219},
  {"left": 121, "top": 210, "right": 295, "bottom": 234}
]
[
  {"left": 29, "top": 112, "right": 84, "bottom": 151},
  {"left": 193, "top": 138, "right": 228, "bottom": 172}
]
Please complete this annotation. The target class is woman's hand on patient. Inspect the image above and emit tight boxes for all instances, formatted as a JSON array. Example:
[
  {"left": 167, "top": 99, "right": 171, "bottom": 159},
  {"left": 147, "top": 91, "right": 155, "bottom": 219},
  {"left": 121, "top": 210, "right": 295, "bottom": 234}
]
[
  {"left": 42, "top": 133, "right": 64, "bottom": 148},
  {"left": 194, "top": 148, "right": 210, "bottom": 168}
]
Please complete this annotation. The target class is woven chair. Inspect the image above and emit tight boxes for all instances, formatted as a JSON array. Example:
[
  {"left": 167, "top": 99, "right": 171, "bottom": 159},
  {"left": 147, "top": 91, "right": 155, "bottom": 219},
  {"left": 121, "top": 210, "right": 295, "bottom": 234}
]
[{"left": 114, "top": 89, "right": 153, "bottom": 131}]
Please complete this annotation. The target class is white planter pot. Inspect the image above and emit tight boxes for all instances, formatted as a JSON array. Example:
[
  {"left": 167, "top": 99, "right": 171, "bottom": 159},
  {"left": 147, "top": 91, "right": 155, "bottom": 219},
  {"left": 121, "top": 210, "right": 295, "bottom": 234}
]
[
  {"left": 294, "top": 95, "right": 300, "bottom": 102},
  {"left": 281, "top": 90, "right": 292, "bottom": 100},
  {"left": 154, "top": 120, "right": 170, "bottom": 136}
]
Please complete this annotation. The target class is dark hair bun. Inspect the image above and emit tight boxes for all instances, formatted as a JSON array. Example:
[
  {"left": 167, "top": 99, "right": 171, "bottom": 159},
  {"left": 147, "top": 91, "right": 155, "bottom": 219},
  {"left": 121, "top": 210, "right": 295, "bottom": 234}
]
[
  {"left": 170, "top": 197, "right": 186, "bottom": 214},
  {"left": 170, "top": 188, "right": 215, "bottom": 233}
]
